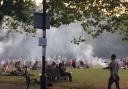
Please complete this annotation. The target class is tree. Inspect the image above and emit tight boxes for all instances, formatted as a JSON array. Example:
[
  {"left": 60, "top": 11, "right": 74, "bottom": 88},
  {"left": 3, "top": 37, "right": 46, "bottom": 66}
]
[
  {"left": 0, "top": 0, "right": 128, "bottom": 39},
  {"left": 0, "top": 0, "right": 36, "bottom": 34},
  {"left": 47, "top": 0, "right": 128, "bottom": 40}
]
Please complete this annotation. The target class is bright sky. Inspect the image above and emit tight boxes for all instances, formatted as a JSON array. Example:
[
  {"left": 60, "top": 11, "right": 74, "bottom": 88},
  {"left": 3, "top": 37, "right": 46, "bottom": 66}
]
[
  {"left": 35, "top": 0, "right": 50, "bottom": 5},
  {"left": 35, "top": 0, "right": 42, "bottom": 5}
]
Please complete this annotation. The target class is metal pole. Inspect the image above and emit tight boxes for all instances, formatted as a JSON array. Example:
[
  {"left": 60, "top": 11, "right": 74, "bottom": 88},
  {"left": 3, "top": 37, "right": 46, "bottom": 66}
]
[{"left": 41, "top": 0, "right": 47, "bottom": 89}]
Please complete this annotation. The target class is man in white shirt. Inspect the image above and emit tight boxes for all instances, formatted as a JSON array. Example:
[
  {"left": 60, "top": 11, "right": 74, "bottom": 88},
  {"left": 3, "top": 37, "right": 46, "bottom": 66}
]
[{"left": 108, "top": 54, "right": 120, "bottom": 89}]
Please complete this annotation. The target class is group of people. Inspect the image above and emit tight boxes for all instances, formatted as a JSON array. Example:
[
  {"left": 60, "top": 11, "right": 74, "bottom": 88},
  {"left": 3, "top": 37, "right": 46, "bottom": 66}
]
[
  {"left": 58, "top": 59, "right": 89, "bottom": 69},
  {"left": 0, "top": 59, "right": 73, "bottom": 82},
  {"left": 45, "top": 54, "right": 121, "bottom": 89},
  {"left": 46, "top": 61, "right": 72, "bottom": 82},
  {"left": 122, "top": 60, "right": 128, "bottom": 69},
  {"left": 0, "top": 60, "right": 40, "bottom": 76},
  {"left": 0, "top": 54, "right": 122, "bottom": 89}
]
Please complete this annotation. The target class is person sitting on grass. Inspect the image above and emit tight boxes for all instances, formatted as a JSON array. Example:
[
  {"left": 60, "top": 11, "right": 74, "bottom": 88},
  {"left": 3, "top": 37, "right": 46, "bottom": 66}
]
[
  {"left": 108, "top": 54, "right": 120, "bottom": 89},
  {"left": 58, "top": 62, "right": 72, "bottom": 82},
  {"left": 2, "top": 64, "right": 9, "bottom": 75}
]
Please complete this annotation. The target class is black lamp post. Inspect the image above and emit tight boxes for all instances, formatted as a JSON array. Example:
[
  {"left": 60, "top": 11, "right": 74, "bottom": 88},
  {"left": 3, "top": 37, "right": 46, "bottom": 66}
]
[
  {"left": 41, "top": 0, "right": 47, "bottom": 89},
  {"left": 34, "top": 0, "right": 50, "bottom": 89},
  {"left": 37, "top": 0, "right": 82, "bottom": 88}
]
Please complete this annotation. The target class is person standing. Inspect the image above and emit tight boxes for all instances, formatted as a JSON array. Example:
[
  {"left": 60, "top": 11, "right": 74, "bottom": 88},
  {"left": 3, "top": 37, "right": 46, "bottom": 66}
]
[{"left": 108, "top": 54, "right": 120, "bottom": 89}]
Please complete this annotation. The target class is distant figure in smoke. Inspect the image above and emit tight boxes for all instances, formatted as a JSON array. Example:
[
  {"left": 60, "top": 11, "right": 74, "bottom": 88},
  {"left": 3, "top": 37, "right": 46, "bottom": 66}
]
[
  {"left": 108, "top": 54, "right": 120, "bottom": 89},
  {"left": 80, "top": 60, "right": 84, "bottom": 68},
  {"left": 72, "top": 60, "right": 76, "bottom": 68},
  {"left": 32, "top": 61, "right": 39, "bottom": 70}
]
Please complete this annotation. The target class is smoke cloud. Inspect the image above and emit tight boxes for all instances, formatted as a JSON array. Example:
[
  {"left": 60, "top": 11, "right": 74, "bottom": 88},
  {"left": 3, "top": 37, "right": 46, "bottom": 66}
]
[{"left": 0, "top": 23, "right": 128, "bottom": 62}]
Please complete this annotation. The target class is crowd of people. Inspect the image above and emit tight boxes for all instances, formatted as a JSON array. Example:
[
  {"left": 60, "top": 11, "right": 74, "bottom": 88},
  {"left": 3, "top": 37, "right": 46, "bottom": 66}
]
[
  {"left": 0, "top": 57, "right": 90, "bottom": 83},
  {"left": 122, "top": 60, "right": 128, "bottom": 69},
  {"left": 48, "top": 59, "right": 90, "bottom": 69},
  {"left": 0, "top": 55, "right": 128, "bottom": 89},
  {"left": 0, "top": 59, "right": 40, "bottom": 76}
]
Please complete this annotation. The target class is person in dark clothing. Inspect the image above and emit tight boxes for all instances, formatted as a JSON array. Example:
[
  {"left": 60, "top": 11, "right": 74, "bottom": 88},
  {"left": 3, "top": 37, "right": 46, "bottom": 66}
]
[
  {"left": 72, "top": 60, "right": 76, "bottom": 68},
  {"left": 32, "top": 61, "right": 39, "bottom": 70},
  {"left": 108, "top": 54, "right": 120, "bottom": 89},
  {"left": 59, "top": 63, "right": 72, "bottom": 82}
]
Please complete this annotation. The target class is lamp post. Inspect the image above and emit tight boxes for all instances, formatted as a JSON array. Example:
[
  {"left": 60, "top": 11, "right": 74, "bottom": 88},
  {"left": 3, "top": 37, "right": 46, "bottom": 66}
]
[
  {"left": 41, "top": 0, "right": 47, "bottom": 89},
  {"left": 34, "top": 0, "right": 51, "bottom": 88}
]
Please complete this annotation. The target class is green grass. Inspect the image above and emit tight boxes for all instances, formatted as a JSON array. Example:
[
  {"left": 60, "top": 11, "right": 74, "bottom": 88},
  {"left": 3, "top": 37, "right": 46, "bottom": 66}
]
[
  {"left": 52, "top": 68, "right": 128, "bottom": 89},
  {"left": 0, "top": 68, "right": 128, "bottom": 89}
]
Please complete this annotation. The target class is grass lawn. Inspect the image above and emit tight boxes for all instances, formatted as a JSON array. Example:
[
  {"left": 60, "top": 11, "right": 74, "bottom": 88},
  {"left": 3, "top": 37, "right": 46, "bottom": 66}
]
[
  {"left": 0, "top": 68, "right": 128, "bottom": 89},
  {"left": 53, "top": 68, "right": 128, "bottom": 89}
]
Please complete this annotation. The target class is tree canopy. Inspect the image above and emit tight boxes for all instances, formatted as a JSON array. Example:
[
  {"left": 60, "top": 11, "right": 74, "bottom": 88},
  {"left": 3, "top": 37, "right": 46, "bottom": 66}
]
[
  {"left": 0, "top": 0, "right": 36, "bottom": 34},
  {"left": 47, "top": 0, "right": 128, "bottom": 40},
  {"left": 0, "top": 0, "right": 128, "bottom": 39}
]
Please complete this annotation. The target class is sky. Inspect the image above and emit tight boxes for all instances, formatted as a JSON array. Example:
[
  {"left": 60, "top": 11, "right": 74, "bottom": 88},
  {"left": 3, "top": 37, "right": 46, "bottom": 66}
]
[{"left": 35, "top": 0, "right": 43, "bottom": 5}]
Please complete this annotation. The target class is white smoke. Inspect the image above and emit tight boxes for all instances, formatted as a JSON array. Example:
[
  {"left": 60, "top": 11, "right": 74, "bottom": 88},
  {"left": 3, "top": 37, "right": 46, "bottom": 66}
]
[
  {"left": 45, "top": 23, "right": 95, "bottom": 59},
  {"left": 0, "top": 22, "right": 128, "bottom": 67}
]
